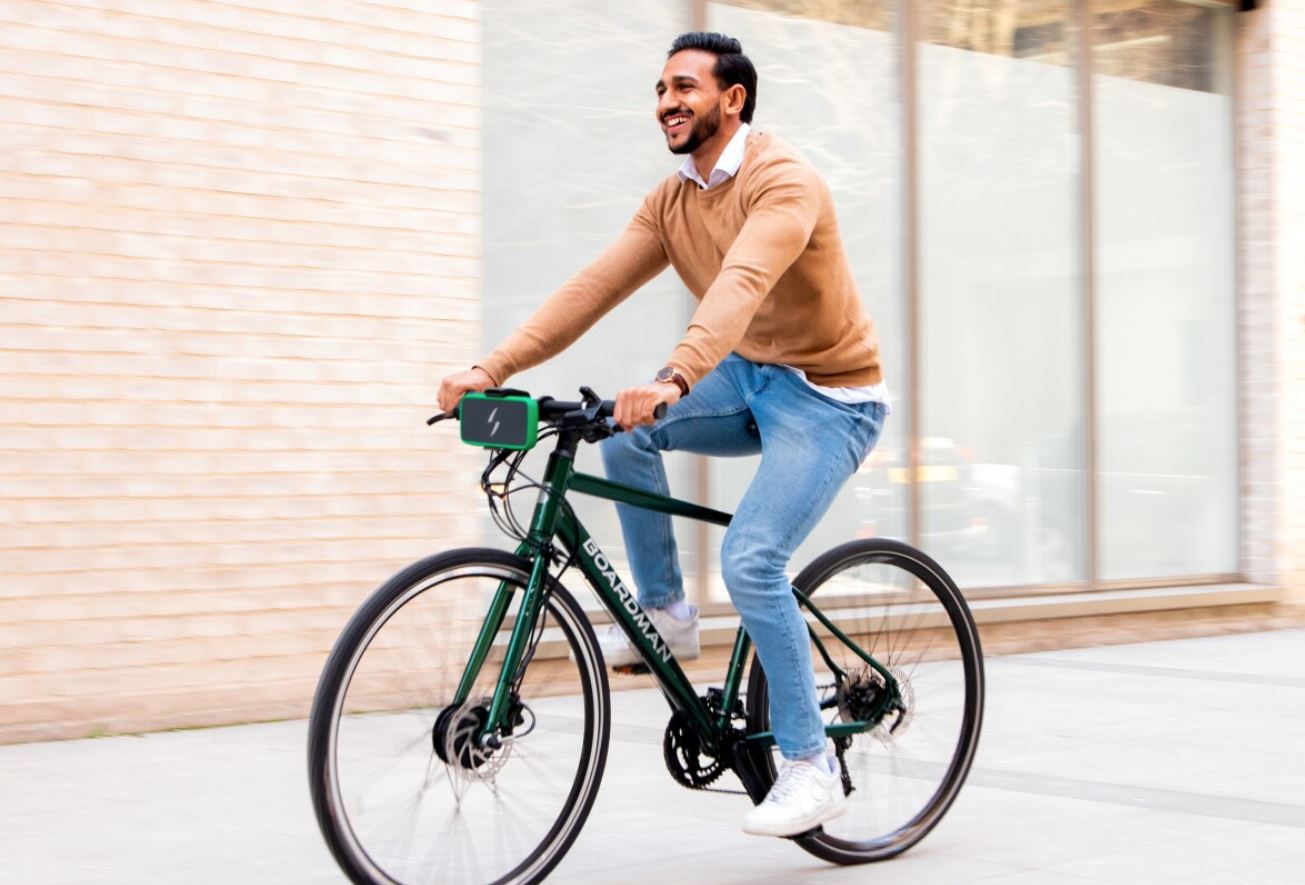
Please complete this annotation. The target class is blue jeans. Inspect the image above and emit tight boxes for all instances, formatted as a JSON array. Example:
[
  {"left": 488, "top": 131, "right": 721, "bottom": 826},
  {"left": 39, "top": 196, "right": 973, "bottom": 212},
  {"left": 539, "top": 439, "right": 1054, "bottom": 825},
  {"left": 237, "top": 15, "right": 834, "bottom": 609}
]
[{"left": 600, "top": 354, "right": 887, "bottom": 760}]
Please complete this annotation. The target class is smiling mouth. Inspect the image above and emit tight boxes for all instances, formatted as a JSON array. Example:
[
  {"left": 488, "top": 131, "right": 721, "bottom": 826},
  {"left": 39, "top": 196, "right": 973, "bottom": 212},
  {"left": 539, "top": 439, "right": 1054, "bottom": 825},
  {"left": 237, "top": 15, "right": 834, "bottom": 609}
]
[{"left": 663, "top": 113, "right": 690, "bottom": 134}]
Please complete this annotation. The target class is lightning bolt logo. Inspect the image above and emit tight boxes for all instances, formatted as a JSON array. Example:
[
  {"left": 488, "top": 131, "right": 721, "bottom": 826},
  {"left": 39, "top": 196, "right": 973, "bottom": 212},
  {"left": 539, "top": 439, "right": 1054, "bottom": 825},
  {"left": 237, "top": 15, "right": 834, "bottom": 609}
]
[{"left": 487, "top": 406, "right": 500, "bottom": 438}]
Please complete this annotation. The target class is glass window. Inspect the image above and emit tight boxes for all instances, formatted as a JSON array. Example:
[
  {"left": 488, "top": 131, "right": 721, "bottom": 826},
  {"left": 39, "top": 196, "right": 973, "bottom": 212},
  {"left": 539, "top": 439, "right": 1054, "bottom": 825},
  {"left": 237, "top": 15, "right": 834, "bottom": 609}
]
[
  {"left": 1092, "top": 0, "right": 1237, "bottom": 579},
  {"left": 704, "top": 0, "right": 905, "bottom": 602},
  {"left": 918, "top": 1, "right": 1086, "bottom": 587},
  {"left": 481, "top": 0, "right": 1241, "bottom": 602},
  {"left": 481, "top": 0, "right": 697, "bottom": 589}
]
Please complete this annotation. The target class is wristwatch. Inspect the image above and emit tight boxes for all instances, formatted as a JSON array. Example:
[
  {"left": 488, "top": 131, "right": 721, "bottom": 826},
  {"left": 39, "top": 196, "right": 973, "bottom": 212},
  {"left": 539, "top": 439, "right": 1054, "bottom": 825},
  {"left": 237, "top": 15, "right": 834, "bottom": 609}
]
[{"left": 655, "top": 367, "right": 690, "bottom": 398}]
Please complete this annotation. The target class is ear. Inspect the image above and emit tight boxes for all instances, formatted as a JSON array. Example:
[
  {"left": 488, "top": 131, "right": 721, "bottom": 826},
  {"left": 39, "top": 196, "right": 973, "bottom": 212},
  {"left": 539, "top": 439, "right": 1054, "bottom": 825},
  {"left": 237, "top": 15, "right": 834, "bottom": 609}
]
[{"left": 723, "top": 83, "right": 747, "bottom": 117}]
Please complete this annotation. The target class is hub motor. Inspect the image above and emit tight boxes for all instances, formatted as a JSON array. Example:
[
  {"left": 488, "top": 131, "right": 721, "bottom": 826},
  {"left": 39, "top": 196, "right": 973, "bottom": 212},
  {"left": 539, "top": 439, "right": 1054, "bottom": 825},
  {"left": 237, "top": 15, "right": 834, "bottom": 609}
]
[{"left": 433, "top": 702, "right": 491, "bottom": 769}]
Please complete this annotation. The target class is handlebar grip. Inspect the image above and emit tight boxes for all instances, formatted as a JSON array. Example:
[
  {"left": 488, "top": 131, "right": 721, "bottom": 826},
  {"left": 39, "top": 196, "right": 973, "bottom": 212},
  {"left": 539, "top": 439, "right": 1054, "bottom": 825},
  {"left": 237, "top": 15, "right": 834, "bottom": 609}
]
[{"left": 598, "top": 401, "right": 667, "bottom": 421}]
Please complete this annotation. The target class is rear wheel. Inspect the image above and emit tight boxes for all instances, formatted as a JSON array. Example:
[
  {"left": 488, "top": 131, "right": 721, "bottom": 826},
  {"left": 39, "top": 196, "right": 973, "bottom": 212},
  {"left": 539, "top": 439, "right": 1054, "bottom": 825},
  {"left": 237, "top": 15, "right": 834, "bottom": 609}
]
[
  {"left": 308, "top": 548, "right": 610, "bottom": 884},
  {"left": 743, "top": 539, "right": 984, "bottom": 863}
]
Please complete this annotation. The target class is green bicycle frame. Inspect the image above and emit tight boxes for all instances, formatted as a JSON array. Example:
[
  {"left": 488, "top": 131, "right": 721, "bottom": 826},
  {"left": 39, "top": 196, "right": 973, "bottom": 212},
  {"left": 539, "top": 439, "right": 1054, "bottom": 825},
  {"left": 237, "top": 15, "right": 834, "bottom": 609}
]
[{"left": 455, "top": 439, "right": 900, "bottom": 754}]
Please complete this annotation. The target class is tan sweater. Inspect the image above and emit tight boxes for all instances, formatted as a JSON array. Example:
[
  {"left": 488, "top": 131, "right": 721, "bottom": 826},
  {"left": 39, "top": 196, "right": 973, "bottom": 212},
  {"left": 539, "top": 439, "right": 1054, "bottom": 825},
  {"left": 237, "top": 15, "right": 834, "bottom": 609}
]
[{"left": 477, "top": 130, "right": 883, "bottom": 391}]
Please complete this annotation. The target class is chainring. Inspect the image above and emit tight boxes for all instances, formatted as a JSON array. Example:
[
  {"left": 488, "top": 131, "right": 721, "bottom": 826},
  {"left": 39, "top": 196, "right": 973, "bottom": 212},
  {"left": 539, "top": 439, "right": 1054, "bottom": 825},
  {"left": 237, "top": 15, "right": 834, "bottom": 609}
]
[{"left": 662, "top": 711, "right": 726, "bottom": 790}]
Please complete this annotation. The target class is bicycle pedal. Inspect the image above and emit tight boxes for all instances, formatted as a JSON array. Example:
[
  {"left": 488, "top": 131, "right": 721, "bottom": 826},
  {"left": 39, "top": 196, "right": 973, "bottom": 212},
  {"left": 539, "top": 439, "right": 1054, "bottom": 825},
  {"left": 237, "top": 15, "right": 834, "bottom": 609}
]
[{"left": 612, "top": 662, "right": 651, "bottom": 676}]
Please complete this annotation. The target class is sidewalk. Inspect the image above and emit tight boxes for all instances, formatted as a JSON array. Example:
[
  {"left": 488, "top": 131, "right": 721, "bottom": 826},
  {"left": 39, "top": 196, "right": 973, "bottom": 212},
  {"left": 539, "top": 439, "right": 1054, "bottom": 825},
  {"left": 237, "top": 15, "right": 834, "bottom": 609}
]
[{"left": 2, "top": 629, "right": 1302, "bottom": 884}]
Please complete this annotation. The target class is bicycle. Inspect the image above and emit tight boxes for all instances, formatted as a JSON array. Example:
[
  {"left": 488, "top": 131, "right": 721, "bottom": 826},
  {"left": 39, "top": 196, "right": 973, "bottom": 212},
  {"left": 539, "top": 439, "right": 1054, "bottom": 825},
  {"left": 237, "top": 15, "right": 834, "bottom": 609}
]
[{"left": 307, "top": 386, "right": 985, "bottom": 885}]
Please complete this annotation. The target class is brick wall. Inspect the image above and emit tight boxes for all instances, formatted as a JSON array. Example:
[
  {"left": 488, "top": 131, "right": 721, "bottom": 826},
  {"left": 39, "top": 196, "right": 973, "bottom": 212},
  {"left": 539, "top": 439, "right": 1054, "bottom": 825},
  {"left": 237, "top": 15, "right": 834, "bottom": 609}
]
[
  {"left": 0, "top": 0, "right": 483, "bottom": 743},
  {"left": 1237, "top": 0, "right": 1305, "bottom": 602}
]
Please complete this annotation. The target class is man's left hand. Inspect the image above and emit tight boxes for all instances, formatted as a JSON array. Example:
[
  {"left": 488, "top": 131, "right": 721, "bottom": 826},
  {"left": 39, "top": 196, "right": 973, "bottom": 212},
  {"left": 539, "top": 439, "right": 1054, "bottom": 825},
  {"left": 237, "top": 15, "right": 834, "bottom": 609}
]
[{"left": 613, "top": 382, "right": 681, "bottom": 431}]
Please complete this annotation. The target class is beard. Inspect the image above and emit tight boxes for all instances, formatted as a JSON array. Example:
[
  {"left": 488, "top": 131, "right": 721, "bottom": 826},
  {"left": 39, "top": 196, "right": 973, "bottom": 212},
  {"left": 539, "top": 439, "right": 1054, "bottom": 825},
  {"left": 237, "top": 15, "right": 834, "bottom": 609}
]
[{"left": 667, "top": 105, "right": 722, "bottom": 155}]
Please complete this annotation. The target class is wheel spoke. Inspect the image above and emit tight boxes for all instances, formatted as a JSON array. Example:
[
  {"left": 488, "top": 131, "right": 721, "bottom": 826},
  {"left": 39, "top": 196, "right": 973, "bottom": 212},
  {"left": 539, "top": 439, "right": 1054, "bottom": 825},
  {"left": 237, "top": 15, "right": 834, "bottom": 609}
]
[
  {"left": 308, "top": 555, "right": 609, "bottom": 884},
  {"left": 749, "top": 540, "right": 983, "bottom": 861}
]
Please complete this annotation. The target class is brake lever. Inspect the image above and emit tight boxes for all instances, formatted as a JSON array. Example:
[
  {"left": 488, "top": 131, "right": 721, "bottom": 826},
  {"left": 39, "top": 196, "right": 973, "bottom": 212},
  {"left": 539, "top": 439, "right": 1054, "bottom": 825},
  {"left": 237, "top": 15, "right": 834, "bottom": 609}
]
[
  {"left": 426, "top": 409, "right": 458, "bottom": 426},
  {"left": 589, "top": 402, "right": 666, "bottom": 440}
]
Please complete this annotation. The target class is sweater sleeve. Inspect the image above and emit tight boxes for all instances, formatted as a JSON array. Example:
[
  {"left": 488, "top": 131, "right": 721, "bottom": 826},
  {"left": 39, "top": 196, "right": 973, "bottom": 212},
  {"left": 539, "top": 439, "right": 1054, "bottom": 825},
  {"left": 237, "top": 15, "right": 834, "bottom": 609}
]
[
  {"left": 476, "top": 193, "right": 669, "bottom": 385},
  {"left": 666, "top": 158, "right": 821, "bottom": 388}
]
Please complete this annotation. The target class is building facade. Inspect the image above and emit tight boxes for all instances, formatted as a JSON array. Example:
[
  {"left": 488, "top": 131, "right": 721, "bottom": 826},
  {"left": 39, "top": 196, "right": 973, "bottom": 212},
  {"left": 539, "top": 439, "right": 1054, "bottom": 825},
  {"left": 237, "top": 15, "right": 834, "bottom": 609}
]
[{"left": 0, "top": 0, "right": 1301, "bottom": 743}]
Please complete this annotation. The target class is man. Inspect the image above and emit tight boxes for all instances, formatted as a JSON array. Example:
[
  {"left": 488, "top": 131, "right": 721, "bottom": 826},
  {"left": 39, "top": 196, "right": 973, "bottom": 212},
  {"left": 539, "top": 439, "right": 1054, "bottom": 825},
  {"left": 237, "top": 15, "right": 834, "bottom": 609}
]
[{"left": 438, "top": 32, "right": 888, "bottom": 838}]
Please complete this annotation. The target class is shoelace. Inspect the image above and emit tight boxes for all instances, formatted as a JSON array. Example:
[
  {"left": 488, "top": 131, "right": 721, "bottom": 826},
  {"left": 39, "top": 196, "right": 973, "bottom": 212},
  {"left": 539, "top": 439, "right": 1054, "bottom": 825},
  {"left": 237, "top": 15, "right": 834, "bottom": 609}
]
[{"left": 764, "top": 762, "right": 813, "bottom": 804}]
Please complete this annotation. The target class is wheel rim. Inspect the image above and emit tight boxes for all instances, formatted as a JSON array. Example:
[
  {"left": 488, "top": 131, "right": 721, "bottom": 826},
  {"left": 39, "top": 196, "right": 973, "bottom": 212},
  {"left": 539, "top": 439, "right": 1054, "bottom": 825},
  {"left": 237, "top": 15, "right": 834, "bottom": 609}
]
[
  {"left": 758, "top": 546, "right": 982, "bottom": 856},
  {"left": 323, "top": 565, "right": 604, "bottom": 884}
]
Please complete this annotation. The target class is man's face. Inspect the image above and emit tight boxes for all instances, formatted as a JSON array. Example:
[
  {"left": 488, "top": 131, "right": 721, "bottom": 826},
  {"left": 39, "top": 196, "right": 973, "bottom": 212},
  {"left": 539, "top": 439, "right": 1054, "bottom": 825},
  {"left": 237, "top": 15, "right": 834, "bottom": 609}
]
[{"left": 656, "top": 49, "right": 726, "bottom": 155}]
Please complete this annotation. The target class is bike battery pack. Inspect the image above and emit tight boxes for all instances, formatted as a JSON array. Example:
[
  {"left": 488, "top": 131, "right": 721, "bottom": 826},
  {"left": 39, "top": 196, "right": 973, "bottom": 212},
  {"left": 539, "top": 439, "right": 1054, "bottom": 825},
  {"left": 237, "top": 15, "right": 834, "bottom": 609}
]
[{"left": 459, "top": 392, "right": 539, "bottom": 450}]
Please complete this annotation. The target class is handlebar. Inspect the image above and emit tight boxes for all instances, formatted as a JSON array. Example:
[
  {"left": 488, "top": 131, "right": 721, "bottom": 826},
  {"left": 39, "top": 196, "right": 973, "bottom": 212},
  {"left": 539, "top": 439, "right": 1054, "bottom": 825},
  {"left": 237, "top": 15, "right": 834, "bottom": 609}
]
[
  {"left": 427, "top": 390, "right": 666, "bottom": 429},
  {"left": 537, "top": 398, "right": 667, "bottom": 422}
]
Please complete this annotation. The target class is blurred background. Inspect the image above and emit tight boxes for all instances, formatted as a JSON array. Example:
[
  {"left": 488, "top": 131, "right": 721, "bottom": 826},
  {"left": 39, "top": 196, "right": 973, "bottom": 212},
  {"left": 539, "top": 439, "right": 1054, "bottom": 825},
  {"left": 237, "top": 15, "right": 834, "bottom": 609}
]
[{"left": 1, "top": 0, "right": 1301, "bottom": 744}]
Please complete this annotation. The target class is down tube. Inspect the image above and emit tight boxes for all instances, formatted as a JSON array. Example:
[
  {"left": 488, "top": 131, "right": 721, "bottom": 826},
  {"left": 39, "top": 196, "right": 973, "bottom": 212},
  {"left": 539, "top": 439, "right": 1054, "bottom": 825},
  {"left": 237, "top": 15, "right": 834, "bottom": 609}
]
[{"left": 555, "top": 510, "right": 717, "bottom": 741}]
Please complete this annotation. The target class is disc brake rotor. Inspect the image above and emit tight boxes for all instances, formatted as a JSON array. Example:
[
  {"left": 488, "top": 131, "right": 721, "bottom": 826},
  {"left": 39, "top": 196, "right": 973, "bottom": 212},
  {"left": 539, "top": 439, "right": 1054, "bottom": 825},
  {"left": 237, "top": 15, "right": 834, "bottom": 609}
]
[
  {"left": 834, "top": 666, "right": 915, "bottom": 743},
  {"left": 873, "top": 666, "right": 915, "bottom": 744},
  {"left": 433, "top": 700, "right": 515, "bottom": 783}
]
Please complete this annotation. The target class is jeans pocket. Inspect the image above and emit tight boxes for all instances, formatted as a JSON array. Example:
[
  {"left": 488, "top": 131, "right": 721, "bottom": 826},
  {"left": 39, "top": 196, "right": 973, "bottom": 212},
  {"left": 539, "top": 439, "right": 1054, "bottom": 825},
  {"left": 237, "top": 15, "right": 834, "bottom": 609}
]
[{"left": 856, "top": 401, "right": 887, "bottom": 460}]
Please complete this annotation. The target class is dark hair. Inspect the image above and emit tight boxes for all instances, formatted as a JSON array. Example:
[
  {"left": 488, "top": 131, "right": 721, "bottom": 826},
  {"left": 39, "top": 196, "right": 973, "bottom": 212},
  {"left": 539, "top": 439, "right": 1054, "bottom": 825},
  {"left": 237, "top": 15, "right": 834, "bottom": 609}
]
[{"left": 668, "top": 32, "right": 757, "bottom": 124}]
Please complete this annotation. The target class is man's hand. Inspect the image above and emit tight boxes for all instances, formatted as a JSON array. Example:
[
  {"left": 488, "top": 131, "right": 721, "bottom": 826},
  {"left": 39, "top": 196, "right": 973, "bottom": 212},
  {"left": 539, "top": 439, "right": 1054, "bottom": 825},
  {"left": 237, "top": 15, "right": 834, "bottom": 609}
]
[
  {"left": 614, "top": 381, "right": 681, "bottom": 431},
  {"left": 438, "top": 367, "right": 495, "bottom": 412}
]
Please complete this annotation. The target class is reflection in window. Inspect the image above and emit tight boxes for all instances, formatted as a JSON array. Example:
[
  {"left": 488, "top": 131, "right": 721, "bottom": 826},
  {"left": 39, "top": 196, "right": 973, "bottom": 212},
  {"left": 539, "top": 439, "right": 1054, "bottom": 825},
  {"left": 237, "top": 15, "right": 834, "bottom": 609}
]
[
  {"left": 481, "top": 0, "right": 698, "bottom": 604},
  {"left": 713, "top": 0, "right": 893, "bottom": 31},
  {"left": 1091, "top": 0, "right": 1234, "bottom": 92},
  {"left": 704, "top": 0, "right": 903, "bottom": 602},
  {"left": 1093, "top": 0, "right": 1237, "bottom": 579},
  {"left": 918, "top": 0, "right": 1086, "bottom": 588},
  {"left": 922, "top": 0, "right": 1073, "bottom": 65},
  {"left": 480, "top": 0, "right": 1240, "bottom": 600}
]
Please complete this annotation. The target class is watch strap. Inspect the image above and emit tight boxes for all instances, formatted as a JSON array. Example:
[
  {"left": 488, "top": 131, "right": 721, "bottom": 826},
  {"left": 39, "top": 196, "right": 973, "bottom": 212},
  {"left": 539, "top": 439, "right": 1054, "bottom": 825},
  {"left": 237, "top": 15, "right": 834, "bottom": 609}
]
[{"left": 656, "top": 367, "right": 690, "bottom": 398}]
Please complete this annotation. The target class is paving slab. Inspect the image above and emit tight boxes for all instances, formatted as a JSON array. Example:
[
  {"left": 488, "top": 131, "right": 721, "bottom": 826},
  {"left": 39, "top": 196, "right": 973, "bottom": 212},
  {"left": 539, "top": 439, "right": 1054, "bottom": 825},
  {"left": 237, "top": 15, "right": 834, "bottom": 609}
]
[{"left": 1, "top": 629, "right": 1302, "bottom": 883}]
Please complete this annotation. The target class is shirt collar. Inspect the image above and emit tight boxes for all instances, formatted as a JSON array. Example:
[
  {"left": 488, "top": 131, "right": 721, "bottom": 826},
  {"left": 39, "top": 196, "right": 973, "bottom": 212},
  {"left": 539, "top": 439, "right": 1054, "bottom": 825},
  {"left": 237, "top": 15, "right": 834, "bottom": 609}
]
[{"left": 677, "top": 123, "right": 751, "bottom": 190}]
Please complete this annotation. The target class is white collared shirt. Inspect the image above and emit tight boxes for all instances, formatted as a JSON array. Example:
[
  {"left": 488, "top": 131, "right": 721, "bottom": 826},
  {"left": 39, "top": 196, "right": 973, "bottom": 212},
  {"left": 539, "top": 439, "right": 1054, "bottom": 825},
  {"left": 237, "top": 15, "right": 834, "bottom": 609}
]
[
  {"left": 677, "top": 123, "right": 751, "bottom": 190},
  {"left": 672, "top": 122, "right": 891, "bottom": 411}
]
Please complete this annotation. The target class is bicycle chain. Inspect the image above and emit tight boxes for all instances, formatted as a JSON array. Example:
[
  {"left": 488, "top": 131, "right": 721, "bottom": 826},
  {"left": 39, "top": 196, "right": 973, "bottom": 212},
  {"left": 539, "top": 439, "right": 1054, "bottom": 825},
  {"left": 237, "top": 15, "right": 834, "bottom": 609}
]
[{"left": 663, "top": 680, "right": 876, "bottom": 799}]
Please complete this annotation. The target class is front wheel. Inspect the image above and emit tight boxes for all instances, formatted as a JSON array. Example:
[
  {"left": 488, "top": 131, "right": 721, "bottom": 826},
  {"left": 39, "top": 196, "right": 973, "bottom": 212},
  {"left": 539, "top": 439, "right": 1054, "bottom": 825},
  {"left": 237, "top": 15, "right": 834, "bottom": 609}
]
[
  {"left": 307, "top": 548, "right": 611, "bottom": 884},
  {"left": 743, "top": 539, "right": 984, "bottom": 863}
]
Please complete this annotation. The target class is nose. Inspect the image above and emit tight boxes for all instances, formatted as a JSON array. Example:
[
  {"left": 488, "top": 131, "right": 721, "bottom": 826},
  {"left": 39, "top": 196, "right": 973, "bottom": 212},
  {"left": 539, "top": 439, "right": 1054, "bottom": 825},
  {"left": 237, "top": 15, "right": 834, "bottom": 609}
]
[{"left": 656, "top": 91, "right": 678, "bottom": 120}]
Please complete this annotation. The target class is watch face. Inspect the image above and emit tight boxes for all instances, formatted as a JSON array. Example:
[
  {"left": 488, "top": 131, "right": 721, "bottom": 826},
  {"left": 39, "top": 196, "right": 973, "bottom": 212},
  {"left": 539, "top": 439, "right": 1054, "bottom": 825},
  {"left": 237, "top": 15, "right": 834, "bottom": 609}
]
[{"left": 656, "top": 368, "right": 674, "bottom": 382}]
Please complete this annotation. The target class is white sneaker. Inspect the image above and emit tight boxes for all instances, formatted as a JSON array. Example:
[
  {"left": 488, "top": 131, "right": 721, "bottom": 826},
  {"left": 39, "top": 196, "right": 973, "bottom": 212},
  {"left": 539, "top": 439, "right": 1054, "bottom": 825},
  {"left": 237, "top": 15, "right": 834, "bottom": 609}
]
[
  {"left": 598, "top": 605, "right": 700, "bottom": 668},
  {"left": 742, "top": 758, "right": 847, "bottom": 837}
]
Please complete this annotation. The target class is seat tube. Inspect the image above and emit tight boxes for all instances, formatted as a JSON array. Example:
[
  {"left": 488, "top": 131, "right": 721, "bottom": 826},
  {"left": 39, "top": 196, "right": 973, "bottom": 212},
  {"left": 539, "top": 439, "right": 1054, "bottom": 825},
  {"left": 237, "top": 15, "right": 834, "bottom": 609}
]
[{"left": 718, "top": 628, "right": 752, "bottom": 731}]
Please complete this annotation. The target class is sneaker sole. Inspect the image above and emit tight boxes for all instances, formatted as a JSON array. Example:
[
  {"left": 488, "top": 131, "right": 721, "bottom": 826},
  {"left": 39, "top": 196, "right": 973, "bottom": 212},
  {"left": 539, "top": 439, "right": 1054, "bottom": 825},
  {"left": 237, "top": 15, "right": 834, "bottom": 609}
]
[{"left": 741, "top": 796, "right": 847, "bottom": 838}]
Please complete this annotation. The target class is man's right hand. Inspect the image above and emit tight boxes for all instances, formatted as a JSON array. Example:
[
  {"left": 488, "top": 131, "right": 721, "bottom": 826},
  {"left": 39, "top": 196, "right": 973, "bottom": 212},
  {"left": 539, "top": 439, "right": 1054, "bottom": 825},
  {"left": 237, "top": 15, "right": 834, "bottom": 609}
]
[{"left": 438, "top": 367, "right": 495, "bottom": 412}]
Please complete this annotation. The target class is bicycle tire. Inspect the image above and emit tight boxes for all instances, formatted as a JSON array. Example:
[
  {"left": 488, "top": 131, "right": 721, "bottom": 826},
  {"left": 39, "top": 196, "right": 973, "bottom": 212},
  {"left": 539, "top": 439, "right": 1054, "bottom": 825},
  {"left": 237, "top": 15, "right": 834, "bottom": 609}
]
[
  {"left": 307, "top": 548, "right": 610, "bottom": 884},
  {"left": 742, "top": 538, "right": 984, "bottom": 864}
]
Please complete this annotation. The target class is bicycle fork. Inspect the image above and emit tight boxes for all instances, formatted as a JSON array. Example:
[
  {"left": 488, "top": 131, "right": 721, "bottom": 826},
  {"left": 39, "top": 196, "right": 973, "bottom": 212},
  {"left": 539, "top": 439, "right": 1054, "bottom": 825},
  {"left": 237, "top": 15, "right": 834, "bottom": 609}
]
[{"left": 450, "top": 448, "right": 577, "bottom": 747}]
